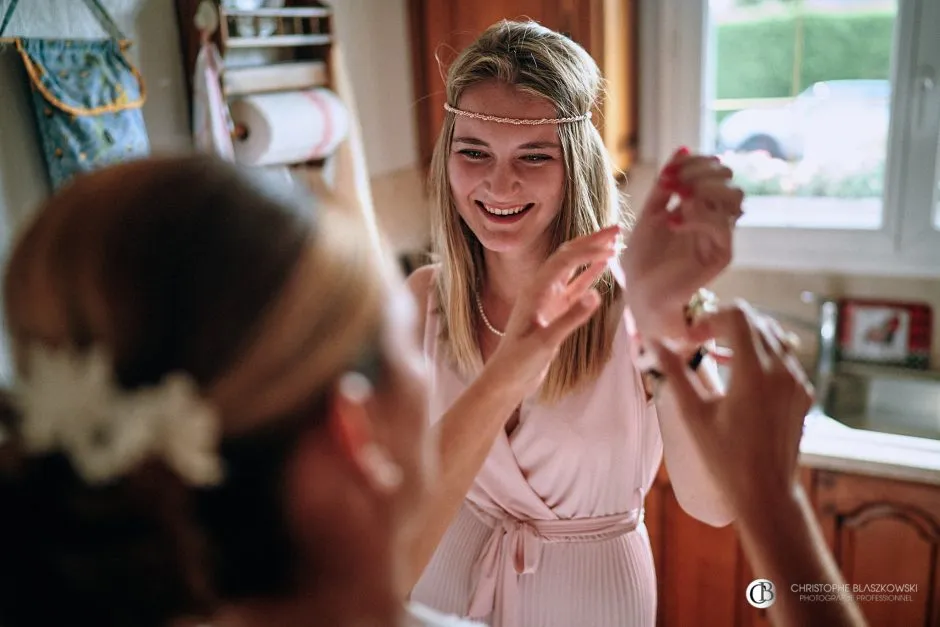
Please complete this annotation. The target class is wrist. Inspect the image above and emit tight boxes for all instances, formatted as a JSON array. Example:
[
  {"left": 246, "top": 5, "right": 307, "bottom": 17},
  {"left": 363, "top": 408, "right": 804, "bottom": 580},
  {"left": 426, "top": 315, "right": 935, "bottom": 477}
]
[
  {"left": 478, "top": 350, "right": 532, "bottom": 405},
  {"left": 735, "top": 483, "right": 820, "bottom": 578},
  {"left": 626, "top": 295, "right": 715, "bottom": 379},
  {"left": 735, "top": 479, "right": 806, "bottom": 531},
  {"left": 624, "top": 288, "right": 672, "bottom": 341}
]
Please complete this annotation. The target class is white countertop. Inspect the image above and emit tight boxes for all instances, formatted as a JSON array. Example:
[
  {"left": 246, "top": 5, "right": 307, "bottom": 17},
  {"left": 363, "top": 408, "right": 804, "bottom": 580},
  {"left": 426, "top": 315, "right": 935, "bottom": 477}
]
[{"left": 800, "top": 413, "right": 940, "bottom": 486}]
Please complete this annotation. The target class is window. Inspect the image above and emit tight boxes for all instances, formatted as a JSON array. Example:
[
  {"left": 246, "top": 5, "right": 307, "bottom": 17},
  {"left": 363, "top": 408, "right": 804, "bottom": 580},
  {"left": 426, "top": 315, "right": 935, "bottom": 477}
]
[
  {"left": 640, "top": 0, "right": 940, "bottom": 276},
  {"left": 935, "top": 138, "right": 940, "bottom": 229}
]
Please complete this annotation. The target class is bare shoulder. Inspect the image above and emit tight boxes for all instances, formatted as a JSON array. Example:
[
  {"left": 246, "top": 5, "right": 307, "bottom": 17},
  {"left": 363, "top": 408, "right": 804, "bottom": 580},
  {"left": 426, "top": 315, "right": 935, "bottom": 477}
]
[{"left": 406, "top": 263, "right": 439, "bottom": 337}]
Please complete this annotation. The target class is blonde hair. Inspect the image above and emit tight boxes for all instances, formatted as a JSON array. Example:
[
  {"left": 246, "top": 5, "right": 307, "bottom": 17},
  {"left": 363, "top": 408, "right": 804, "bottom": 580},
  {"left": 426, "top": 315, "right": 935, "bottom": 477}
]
[{"left": 429, "top": 20, "right": 629, "bottom": 402}]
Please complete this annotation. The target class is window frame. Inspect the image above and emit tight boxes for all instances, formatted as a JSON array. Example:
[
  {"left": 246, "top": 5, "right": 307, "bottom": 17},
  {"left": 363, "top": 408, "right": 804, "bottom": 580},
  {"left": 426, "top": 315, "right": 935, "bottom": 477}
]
[{"left": 638, "top": 0, "right": 940, "bottom": 278}]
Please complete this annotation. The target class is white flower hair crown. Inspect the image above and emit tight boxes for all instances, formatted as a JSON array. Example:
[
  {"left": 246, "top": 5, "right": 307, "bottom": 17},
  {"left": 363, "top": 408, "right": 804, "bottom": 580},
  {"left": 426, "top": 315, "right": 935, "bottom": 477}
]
[{"left": 10, "top": 344, "right": 224, "bottom": 487}]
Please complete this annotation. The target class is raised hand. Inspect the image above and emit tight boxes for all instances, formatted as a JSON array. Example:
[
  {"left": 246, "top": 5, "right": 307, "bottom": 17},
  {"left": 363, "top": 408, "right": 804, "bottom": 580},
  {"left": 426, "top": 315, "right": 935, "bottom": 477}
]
[
  {"left": 651, "top": 302, "right": 815, "bottom": 511},
  {"left": 622, "top": 147, "right": 744, "bottom": 342},
  {"left": 487, "top": 225, "right": 620, "bottom": 397}
]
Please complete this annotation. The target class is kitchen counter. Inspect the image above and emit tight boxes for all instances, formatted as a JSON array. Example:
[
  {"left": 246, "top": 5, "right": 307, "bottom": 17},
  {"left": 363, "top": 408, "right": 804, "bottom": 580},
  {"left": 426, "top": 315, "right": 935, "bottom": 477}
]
[{"left": 800, "top": 412, "right": 940, "bottom": 486}]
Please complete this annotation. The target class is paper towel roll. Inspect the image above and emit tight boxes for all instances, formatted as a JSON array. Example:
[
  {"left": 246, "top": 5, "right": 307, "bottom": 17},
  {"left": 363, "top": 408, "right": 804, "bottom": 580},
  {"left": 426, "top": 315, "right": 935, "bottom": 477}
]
[{"left": 229, "top": 88, "right": 350, "bottom": 166}]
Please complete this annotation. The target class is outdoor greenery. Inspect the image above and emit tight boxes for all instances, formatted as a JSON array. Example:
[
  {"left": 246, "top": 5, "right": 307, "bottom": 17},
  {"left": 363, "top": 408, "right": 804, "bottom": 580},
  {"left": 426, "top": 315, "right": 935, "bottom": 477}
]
[
  {"left": 713, "top": 4, "right": 894, "bottom": 198},
  {"left": 715, "top": 8, "right": 894, "bottom": 100}
]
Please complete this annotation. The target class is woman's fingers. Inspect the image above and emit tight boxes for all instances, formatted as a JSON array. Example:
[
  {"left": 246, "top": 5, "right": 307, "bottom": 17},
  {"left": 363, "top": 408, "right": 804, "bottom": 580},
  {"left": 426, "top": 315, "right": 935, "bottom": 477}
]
[
  {"left": 670, "top": 207, "right": 733, "bottom": 266},
  {"left": 767, "top": 317, "right": 816, "bottom": 398},
  {"left": 662, "top": 146, "right": 692, "bottom": 172},
  {"left": 689, "top": 303, "right": 769, "bottom": 372},
  {"left": 671, "top": 214, "right": 732, "bottom": 245},
  {"left": 524, "top": 226, "right": 618, "bottom": 328},
  {"left": 540, "top": 226, "right": 619, "bottom": 286},
  {"left": 692, "top": 178, "right": 744, "bottom": 205},
  {"left": 536, "top": 260, "right": 608, "bottom": 328},
  {"left": 542, "top": 289, "right": 602, "bottom": 344},
  {"left": 752, "top": 315, "right": 816, "bottom": 424},
  {"left": 676, "top": 158, "right": 734, "bottom": 185},
  {"left": 647, "top": 147, "right": 694, "bottom": 217},
  {"left": 652, "top": 149, "right": 736, "bottom": 222},
  {"left": 672, "top": 161, "right": 744, "bottom": 223},
  {"left": 566, "top": 260, "right": 608, "bottom": 298},
  {"left": 668, "top": 181, "right": 739, "bottom": 268}
]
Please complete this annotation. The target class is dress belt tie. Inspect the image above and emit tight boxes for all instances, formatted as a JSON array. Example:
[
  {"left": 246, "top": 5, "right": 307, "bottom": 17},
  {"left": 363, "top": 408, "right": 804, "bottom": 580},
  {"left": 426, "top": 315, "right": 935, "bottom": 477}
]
[{"left": 466, "top": 504, "right": 645, "bottom": 627}]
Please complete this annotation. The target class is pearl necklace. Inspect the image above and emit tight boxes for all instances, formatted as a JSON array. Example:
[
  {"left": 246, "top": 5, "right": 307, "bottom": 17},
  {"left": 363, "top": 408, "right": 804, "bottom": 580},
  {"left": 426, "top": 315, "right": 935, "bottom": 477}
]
[{"left": 473, "top": 290, "right": 505, "bottom": 338}]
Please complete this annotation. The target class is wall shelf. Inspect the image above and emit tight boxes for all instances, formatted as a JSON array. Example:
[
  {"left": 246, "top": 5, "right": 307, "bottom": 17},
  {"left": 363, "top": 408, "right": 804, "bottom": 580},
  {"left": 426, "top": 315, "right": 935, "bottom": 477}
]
[
  {"left": 223, "top": 34, "right": 331, "bottom": 49},
  {"left": 174, "top": 0, "right": 335, "bottom": 106},
  {"left": 223, "top": 7, "right": 331, "bottom": 18}
]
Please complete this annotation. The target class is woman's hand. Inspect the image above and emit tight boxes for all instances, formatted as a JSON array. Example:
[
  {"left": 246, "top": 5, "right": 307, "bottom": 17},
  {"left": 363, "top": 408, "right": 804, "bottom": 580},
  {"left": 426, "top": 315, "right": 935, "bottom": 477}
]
[
  {"left": 651, "top": 302, "right": 814, "bottom": 513},
  {"left": 655, "top": 305, "right": 871, "bottom": 627},
  {"left": 622, "top": 148, "right": 744, "bottom": 342},
  {"left": 487, "top": 225, "right": 620, "bottom": 398}
]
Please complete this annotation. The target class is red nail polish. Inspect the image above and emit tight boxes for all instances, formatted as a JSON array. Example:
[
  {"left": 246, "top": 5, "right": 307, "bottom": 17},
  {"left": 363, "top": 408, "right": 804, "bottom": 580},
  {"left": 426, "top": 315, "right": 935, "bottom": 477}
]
[
  {"left": 658, "top": 174, "right": 676, "bottom": 189},
  {"left": 676, "top": 146, "right": 690, "bottom": 156},
  {"left": 662, "top": 163, "right": 680, "bottom": 176},
  {"left": 668, "top": 213, "right": 683, "bottom": 227}
]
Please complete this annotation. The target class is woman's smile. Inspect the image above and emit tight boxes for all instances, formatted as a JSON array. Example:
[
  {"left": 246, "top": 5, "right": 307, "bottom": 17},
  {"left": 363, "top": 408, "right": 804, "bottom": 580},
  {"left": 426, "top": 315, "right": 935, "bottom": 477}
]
[{"left": 475, "top": 200, "right": 535, "bottom": 223}]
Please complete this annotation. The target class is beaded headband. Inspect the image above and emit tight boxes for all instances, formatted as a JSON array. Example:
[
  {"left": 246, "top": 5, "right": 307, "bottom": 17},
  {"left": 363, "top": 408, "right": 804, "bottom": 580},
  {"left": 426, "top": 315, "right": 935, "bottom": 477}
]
[{"left": 444, "top": 103, "right": 592, "bottom": 126}]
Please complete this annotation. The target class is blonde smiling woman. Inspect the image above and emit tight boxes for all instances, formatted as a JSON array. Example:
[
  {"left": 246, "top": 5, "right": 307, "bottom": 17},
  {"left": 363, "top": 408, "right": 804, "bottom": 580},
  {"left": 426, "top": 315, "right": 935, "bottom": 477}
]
[{"left": 406, "top": 20, "right": 746, "bottom": 627}]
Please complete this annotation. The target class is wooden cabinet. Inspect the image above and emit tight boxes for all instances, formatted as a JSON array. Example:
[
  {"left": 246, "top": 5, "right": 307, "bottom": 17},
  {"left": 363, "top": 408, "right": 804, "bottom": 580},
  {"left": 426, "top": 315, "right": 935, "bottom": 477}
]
[
  {"left": 814, "top": 470, "right": 940, "bottom": 627},
  {"left": 647, "top": 463, "right": 745, "bottom": 627},
  {"left": 407, "top": 0, "right": 637, "bottom": 170},
  {"left": 647, "top": 465, "right": 940, "bottom": 627}
]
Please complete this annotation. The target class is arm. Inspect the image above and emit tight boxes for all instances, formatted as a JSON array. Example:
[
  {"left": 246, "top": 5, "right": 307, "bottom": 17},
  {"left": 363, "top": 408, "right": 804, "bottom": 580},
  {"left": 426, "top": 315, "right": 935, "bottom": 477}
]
[
  {"left": 737, "top": 485, "right": 867, "bottom": 627},
  {"left": 400, "top": 265, "right": 522, "bottom": 584},
  {"left": 616, "top": 150, "right": 744, "bottom": 527},
  {"left": 653, "top": 304, "right": 868, "bottom": 627},
  {"left": 653, "top": 353, "right": 736, "bottom": 527},
  {"left": 398, "top": 268, "right": 551, "bottom": 587},
  {"left": 400, "top": 235, "right": 614, "bottom": 589},
  {"left": 626, "top": 284, "right": 735, "bottom": 527}
]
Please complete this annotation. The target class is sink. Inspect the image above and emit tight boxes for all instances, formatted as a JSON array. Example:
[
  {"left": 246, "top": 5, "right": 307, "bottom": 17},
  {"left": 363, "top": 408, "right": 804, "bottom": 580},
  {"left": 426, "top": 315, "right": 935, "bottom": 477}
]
[{"left": 824, "top": 364, "right": 940, "bottom": 440}]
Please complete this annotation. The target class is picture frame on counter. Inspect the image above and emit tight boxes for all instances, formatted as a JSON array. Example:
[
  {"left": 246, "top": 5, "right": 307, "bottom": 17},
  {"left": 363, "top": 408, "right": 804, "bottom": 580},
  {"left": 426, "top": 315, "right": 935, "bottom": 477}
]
[{"left": 838, "top": 298, "right": 933, "bottom": 370}]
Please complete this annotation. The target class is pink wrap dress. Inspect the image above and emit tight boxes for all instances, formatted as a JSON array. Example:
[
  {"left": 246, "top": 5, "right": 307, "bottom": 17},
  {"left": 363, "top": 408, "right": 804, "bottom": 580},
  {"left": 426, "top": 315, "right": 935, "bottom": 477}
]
[{"left": 411, "top": 294, "right": 665, "bottom": 627}]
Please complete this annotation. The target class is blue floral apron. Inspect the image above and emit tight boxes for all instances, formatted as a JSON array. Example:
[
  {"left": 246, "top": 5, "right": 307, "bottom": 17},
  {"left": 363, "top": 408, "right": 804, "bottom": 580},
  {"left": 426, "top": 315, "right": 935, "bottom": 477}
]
[{"left": 0, "top": 0, "right": 150, "bottom": 189}]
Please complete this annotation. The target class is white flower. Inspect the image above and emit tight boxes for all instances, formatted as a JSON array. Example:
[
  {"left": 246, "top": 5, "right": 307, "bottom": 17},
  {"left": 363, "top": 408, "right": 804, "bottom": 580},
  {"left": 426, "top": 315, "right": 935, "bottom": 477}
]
[
  {"left": 154, "top": 374, "right": 224, "bottom": 487},
  {"left": 12, "top": 344, "right": 224, "bottom": 487},
  {"left": 14, "top": 346, "right": 114, "bottom": 454}
]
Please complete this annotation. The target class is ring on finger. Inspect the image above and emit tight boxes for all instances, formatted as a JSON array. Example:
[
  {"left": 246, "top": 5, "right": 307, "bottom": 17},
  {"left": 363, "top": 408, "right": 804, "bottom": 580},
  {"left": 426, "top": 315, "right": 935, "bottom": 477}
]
[{"left": 780, "top": 330, "right": 801, "bottom": 352}]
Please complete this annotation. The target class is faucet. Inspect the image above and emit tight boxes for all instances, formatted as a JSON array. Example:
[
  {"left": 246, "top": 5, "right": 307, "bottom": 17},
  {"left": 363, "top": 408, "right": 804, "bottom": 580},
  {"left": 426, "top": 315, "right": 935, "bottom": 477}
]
[
  {"left": 808, "top": 292, "right": 840, "bottom": 416},
  {"left": 756, "top": 291, "right": 841, "bottom": 416}
]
